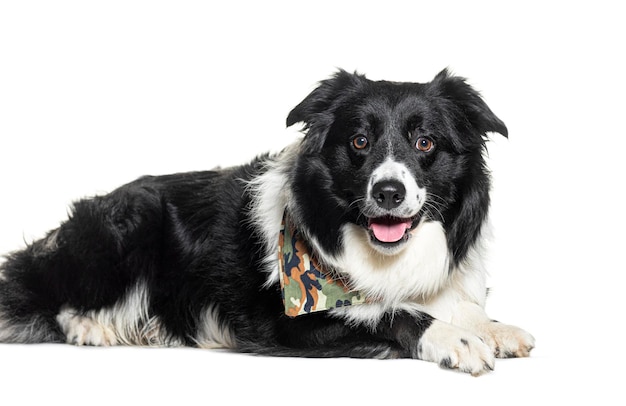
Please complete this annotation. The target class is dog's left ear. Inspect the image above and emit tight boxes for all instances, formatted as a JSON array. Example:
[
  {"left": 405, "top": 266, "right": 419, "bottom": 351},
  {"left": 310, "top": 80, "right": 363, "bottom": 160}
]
[
  {"left": 432, "top": 69, "right": 508, "bottom": 138},
  {"left": 287, "top": 70, "right": 366, "bottom": 151}
]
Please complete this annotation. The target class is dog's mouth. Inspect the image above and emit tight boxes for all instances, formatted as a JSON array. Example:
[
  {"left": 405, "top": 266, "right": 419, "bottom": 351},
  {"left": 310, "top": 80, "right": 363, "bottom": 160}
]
[{"left": 366, "top": 215, "right": 420, "bottom": 246}]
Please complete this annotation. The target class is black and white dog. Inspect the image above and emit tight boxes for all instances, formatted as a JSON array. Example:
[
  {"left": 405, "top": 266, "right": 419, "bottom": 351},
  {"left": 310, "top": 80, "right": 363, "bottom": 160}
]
[{"left": 0, "top": 69, "right": 534, "bottom": 375}]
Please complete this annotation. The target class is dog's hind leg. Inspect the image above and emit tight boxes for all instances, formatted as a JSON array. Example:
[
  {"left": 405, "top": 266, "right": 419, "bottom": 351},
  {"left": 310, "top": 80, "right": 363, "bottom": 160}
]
[
  {"left": 0, "top": 181, "right": 164, "bottom": 345},
  {"left": 54, "top": 280, "right": 168, "bottom": 347},
  {"left": 56, "top": 307, "right": 118, "bottom": 346}
]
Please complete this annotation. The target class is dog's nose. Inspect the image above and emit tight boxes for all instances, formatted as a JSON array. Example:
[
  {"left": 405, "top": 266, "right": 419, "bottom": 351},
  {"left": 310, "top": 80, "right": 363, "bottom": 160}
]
[{"left": 371, "top": 180, "right": 406, "bottom": 210}]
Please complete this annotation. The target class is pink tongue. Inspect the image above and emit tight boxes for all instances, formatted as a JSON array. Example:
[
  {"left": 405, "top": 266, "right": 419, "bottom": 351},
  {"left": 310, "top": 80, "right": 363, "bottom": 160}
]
[{"left": 369, "top": 219, "right": 412, "bottom": 243}]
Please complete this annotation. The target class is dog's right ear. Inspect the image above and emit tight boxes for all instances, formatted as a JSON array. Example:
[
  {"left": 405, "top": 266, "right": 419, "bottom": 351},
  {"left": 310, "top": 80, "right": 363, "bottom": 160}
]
[{"left": 287, "top": 70, "right": 365, "bottom": 152}]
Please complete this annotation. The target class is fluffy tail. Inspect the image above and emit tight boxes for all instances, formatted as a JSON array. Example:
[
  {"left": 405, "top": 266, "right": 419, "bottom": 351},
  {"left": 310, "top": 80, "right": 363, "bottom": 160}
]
[{"left": 0, "top": 232, "right": 65, "bottom": 343}]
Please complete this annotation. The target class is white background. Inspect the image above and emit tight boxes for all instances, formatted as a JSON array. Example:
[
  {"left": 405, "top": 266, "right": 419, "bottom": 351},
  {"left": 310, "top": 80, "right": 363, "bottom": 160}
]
[{"left": 1, "top": 1, "right": 624, "bottom": 404}]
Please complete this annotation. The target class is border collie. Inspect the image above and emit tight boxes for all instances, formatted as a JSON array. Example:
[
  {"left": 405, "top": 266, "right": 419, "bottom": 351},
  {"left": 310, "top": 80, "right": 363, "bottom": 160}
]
[{"left": 0, "top": 69, "right": 534, "bottom": 375}]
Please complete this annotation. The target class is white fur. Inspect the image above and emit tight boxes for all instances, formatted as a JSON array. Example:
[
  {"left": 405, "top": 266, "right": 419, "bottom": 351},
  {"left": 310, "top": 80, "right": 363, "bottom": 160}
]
[
  {"left": 56, "top": 280, "right": 180, "bottom": 346},
  {"left": 194, "top": 304, "right": 236, "bottom": 349},
  {"left": 331, "top": 224, "right": 502, "bottom": 342},
  {"left": 55, "top": 283, "right": 237, "bottom": 349},
  {"left": 329, "top": 232, "right": 534, "bottom": 359},
  {"left": 449, "top": 301, "right": 535, "bottom": 358},
  {"left": 417, "top": 319, "right": 495, "bottom": 376},
  {"left": 338, "top": 221, "right": 449, "bottom": 300},
  {"left": 246, "top": 142, "right": 300, "bottom": 288},
  {"left": 328, "top": 220, "right": 450, "bottom": 326},
  {"left": 365, "top": 158, "right": 425, "bottom": 218},
  {"left": 56, "top": 309, "right": 118, "bottom": 346},
  {"left": 415, "top": 247, "right": 489, "bottom": 323}
]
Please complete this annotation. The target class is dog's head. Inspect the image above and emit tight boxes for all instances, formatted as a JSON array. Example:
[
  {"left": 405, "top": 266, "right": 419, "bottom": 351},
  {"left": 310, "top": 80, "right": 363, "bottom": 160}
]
[{"left": 287, "top": 69, "right": 507, "bottom": 264}]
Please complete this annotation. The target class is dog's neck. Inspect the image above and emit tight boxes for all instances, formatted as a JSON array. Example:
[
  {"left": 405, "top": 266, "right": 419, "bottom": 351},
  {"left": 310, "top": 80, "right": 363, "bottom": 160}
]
[{"left": 278, "top": 211, "right": 366, "bottom": 317}]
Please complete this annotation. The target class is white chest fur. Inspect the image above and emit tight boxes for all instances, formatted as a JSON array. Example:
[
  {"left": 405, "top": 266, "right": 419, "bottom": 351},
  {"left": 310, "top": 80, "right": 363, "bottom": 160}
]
[
  {"left": 329, "top": 221, "right": 450, "bottom": 305},
  {"left": 328, "top": 222, "right": 490, "bottom": 327}
]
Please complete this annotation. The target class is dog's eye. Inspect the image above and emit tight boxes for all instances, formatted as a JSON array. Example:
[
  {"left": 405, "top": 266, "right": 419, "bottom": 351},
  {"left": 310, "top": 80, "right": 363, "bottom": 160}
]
[
  {"left": 416, "top": 137, "right": 434, "bottom": 152},
  {"left": 352, "top": 136, "right": 369, "bottom": 150}
]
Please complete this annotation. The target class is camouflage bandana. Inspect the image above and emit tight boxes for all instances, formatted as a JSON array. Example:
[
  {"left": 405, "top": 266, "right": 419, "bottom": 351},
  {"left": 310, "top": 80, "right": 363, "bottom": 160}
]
[{"left": 278, "top": 212, "right": 367, "bottom": 317}]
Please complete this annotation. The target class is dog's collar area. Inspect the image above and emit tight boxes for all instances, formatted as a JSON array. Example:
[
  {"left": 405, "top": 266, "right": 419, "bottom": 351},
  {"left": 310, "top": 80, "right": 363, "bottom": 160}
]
[{"left": 278, "top": 212, "right": 367, "bottom": 317}]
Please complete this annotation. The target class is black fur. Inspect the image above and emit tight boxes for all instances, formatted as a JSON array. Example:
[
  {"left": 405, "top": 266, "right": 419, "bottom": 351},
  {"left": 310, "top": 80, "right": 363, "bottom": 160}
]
[{"left": 0, "top": 69, "right": 508, "bottom": 364}]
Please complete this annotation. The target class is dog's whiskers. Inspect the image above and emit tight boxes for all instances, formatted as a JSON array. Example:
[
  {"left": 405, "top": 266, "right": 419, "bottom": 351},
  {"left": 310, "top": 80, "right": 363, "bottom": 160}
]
[
  {"left": 424, "top": 193, "right": 445, "bottom": 223},
  {"left": 348, "top": 196, "right": 365, "bottom": 210},
  {"left": 425, "top": 192, "right": 447, "bottom": 205}
]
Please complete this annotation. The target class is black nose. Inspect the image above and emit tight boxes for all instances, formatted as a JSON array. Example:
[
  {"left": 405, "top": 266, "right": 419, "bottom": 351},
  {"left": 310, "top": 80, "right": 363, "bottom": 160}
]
[{"left": 371, "top": 180, "right": 406, "bottom": 210}]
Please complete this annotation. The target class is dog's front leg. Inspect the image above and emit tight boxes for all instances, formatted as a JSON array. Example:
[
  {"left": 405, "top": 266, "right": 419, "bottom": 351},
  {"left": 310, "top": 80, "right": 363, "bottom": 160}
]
[
  {"left": 379, "top": 311, "right": 495, "bottom": 376},
  {"left": 450, "top": 301, "right": 535, "bottom": 358}
]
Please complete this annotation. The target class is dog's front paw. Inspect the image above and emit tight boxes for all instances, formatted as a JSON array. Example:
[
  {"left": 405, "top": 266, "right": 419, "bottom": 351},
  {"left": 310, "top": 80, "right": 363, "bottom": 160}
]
[
  {"left": 417, "top": 320, "right": 495, "bottom": 376},
  {"left": 477, "top": 321, "right": 535, "bottom": 358}
]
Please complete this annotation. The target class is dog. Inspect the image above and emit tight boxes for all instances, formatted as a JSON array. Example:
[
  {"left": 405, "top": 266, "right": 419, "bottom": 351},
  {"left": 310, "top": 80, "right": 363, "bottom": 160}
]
[{"left": 0, "top": 69, "right": 534, "bottom": 375}]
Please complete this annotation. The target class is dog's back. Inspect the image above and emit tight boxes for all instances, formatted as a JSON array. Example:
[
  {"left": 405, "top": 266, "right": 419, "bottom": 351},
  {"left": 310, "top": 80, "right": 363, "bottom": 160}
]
[{"left": 0, "top": 164, "right": 271, "bottom": 346}]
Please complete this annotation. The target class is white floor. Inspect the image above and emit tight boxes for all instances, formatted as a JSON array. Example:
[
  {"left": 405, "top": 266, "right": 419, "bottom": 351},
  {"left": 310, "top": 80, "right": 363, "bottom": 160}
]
[{"left": 0, "top": 338, "right": 614, "bottom": 405}]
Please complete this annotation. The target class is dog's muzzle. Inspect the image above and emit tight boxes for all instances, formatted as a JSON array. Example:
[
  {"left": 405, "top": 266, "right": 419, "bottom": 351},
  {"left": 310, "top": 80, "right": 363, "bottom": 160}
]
[{"left": 363, "top": 159, "right": 426, "bottom": 250}]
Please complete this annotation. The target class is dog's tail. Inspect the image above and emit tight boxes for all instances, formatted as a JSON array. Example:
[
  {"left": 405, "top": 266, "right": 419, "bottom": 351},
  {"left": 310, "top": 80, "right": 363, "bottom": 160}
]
[{"left": 0, "top": 240, "right": 65, "bottom": 343}]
